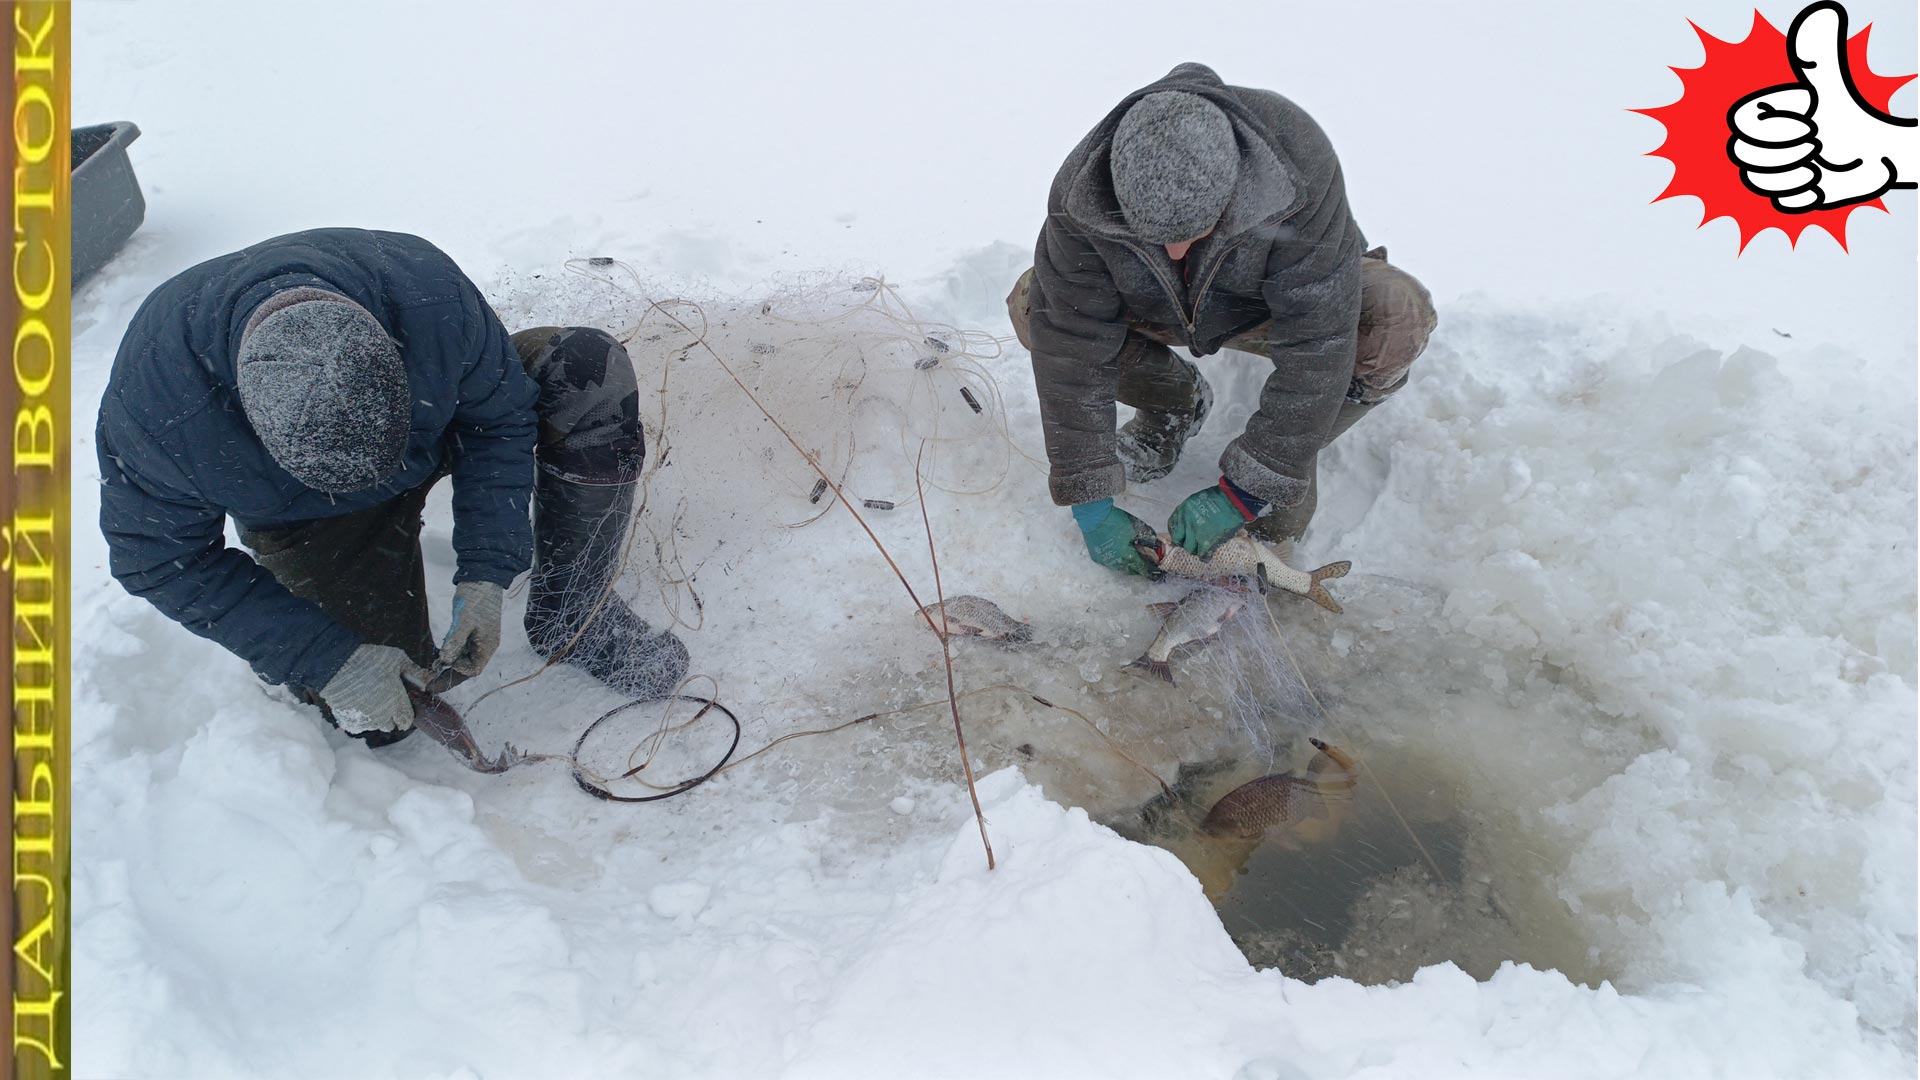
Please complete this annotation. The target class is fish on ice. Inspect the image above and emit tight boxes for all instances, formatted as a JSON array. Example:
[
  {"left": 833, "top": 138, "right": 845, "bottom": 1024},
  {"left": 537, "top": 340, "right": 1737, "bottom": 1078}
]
[
  {"left": 919, "top": 594, "right": 1034, "bottom": 645},
  {"left": 1128, "top": 586, "right": 1249, "bottom": 685}
]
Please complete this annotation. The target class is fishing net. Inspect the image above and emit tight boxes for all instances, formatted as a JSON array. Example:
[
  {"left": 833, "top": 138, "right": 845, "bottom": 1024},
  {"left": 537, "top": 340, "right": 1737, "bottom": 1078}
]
[
  {"left": 477, "top": 258, "right": 1332, "bottom": 811},
  {"left": 489, "top": 260, "right": 1042, "bottom": 636}
]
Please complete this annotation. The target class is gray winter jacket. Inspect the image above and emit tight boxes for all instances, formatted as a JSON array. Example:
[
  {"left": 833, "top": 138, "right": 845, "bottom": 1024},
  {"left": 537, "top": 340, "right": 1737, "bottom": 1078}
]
[{"left": 1027, "top": 63, "right": 1364, "bottom": 508}]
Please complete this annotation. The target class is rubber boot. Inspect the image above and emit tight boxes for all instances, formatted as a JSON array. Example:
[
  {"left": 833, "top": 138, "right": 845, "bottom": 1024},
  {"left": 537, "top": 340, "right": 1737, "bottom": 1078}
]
[
  {"left": 525, "top": 476, "right": 690, "bottom": 700},
  {"left": 1117, "top": 364, "right": 1213, "bottom": 483}
]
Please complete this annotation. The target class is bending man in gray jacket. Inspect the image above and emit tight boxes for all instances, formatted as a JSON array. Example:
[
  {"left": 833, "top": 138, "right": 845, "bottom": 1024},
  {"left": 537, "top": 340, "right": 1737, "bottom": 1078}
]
[{"left": 1008, "top": 63, "right": 1436, "bottom": 575}]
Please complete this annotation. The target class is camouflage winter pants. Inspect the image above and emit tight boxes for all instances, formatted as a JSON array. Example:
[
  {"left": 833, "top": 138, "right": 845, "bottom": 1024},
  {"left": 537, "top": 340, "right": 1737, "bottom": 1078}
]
[
  {"left": 1005, "top": 246, "right": 1436, "bottom": 416},
  {"left": 241, "top": 326, "right": 642, "bottom": 738}
]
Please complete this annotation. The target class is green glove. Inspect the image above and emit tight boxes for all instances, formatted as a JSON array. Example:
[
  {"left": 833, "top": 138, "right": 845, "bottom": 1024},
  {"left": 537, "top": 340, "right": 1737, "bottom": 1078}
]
[
  {"left": 1168, "top": 479, "right": 1264, "bottom": 558},
  {"left": 1071, "top": 499, "right": 1163, "bottom": 578}
]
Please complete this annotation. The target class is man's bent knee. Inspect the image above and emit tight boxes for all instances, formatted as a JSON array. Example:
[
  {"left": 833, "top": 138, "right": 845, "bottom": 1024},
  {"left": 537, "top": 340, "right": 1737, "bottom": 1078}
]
[
  {"left": 1354, "top": 252, "right": 1437, "bottom": 404},
  {"left": 514, "top": 325, "right": 644, "bottom": 485}
]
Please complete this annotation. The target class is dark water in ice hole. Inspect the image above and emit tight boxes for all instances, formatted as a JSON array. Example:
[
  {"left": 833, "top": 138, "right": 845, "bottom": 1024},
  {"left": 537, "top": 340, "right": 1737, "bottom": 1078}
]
[{"left": 1110, "top": 740, "right": 1611, "bottom": 988}]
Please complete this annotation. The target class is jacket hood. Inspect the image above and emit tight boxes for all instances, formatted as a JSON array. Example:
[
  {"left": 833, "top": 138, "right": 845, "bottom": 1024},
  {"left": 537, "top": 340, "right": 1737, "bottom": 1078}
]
[{"left": 1062, "top": 63, "right": 1301, "bottom": 244}]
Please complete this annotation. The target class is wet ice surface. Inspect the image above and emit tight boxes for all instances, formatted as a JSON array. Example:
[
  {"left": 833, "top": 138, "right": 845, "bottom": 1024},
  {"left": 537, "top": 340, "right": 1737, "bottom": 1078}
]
[{"left": 1059, "top": 573, "right": 1633, "bottom": 989}]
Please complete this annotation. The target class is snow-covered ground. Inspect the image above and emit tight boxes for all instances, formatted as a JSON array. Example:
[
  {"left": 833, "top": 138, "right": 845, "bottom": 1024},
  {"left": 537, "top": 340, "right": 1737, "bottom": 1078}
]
[{"left": 74, "top": 2, "right": 1914, "bottom": 1078}]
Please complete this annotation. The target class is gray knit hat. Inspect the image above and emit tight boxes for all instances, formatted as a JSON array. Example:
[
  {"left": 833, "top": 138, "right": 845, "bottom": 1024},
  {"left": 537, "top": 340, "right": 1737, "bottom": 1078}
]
[
  {"left": 1110, "top": 92, "right": 1239, "bottom": 244},
  {"left": 235, "top": 291, "right": 410, "bottom": 493}
]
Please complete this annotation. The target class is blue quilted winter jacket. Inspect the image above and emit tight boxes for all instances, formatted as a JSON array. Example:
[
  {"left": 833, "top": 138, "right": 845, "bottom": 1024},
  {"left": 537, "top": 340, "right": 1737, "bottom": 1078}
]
[{"left": 96, "top": 228, "right": 540, "bottom": 690}]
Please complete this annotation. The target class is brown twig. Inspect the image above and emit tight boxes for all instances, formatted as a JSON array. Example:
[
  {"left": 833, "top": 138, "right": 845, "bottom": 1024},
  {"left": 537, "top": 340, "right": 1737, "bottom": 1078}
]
[{"left": 917, "top": 440, "right": 994, "bottom": 869}]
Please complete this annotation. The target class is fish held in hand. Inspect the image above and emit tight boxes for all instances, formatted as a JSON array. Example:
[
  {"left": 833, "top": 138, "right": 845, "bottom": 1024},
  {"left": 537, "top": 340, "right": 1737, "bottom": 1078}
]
[
  {"left": 919, "top": 595, "right": 1034, "bottom": 645},
  {"left": 405, "top": 681, "right": 526, "bottom": 774},
  {"left": 1128, "top": 586, "right": 1248, "bottom": 685},
  {"left": 1200, "top": 737, "right": 1360, "bottom": 838},
  {"left": 1137, "top": 532, "right": 1350, "bottom": 613}
]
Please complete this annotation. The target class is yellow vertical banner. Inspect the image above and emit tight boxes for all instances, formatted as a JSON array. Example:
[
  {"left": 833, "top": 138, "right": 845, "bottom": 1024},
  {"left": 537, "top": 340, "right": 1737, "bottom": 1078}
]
[{"left": 5, "top": 2, "right": 69, "bottom": 1078}]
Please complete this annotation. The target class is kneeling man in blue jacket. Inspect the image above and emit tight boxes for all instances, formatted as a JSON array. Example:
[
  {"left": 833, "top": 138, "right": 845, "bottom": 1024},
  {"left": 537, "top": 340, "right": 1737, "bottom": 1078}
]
[{"left": 97, "top": 228, "right": 689, "bottom": 744}]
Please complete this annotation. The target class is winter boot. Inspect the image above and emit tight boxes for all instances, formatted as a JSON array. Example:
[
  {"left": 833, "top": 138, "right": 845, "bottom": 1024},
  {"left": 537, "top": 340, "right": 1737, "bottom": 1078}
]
[
  {"left": 1117, "top": 364, "right": 1213, "bottom": 483},
  {"left": 525, "top": 476, "right": 690, "bottom": 701}
]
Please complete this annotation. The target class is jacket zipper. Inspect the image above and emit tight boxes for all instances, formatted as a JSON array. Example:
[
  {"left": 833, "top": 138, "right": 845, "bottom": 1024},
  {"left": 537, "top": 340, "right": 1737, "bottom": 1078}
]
[{"left": 1122, "top": 233, "right": 1256, "bottom": 350}]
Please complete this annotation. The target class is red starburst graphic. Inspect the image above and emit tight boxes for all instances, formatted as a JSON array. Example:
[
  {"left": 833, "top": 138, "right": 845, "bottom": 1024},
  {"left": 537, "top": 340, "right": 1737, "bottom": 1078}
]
[{"left": 1633, "top": 10, "right": 1914, "bottom": 251}]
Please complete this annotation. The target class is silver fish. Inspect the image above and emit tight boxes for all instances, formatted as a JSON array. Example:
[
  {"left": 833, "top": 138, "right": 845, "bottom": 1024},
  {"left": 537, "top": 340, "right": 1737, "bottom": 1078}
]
[
  {"left": 1128, "top": 586, "right": 1248, "bottom": 685},
  {"left": 1138, "top": 532, "right": 1350, "bottom": 614},
  {"left": 920, "top": 595, "right": 1034, "bottom": 645}
]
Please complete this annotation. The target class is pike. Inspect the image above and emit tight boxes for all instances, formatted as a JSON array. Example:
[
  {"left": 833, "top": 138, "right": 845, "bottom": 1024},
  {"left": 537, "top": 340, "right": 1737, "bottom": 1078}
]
[
  {"left": 1127, "top": 586, "right": 1248, "bottom": 685},
  {"left": 1136, "top": 531, "right": 1351, "bottom": 614},
  {"left": 919, "top": 594, "right": 1035, "bottom": 645}
]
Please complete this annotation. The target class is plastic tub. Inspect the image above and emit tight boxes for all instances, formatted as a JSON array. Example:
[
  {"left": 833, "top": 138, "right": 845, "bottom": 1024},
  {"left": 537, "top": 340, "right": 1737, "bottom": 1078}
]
[{"left": 73, "top": 121, "right": 147, "bottom": 285}]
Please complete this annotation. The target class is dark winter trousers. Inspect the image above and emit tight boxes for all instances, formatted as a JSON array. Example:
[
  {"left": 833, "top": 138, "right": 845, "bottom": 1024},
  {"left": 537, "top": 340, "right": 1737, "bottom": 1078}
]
[
  {"left": 240, "top": 326, "right": 643, "bottom": 736},
  {"left": 1005, "top": 247, "right": 1437, "bottom": 538}
]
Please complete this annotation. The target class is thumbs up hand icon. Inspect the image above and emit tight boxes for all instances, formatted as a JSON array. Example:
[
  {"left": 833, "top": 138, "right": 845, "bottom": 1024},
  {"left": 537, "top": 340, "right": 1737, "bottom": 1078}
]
[{"left": 1727, "top": 2, "right": 1916, "bottom": 212}]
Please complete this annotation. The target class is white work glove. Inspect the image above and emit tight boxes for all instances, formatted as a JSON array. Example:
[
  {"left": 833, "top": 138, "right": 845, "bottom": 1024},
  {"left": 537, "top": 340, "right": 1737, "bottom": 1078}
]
[
  {"left": 437, "top": 580, "right": 504, "bottom": 679},
  {"left": 1727, "top": 1, "right": 1917, "bottom": 212},
  {"left": 318, "top": 644, "right": 425, "bottom": 734}
]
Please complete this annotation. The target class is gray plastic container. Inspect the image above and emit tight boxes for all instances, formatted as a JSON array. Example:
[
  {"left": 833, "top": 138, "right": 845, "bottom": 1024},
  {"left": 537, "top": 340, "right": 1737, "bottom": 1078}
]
[{"left": 73, "top": 121, "right": 146, "bottom": 285}]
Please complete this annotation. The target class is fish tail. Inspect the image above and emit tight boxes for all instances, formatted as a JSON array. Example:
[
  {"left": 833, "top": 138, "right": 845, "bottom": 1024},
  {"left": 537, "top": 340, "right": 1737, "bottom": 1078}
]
[
  {"left": 1306, "top": 739, "right": 1360, "bottom": 790},
  {"left": 1128, "top": 656, "right": 1177, "bottom": 686},
  {"left": 1311, "top": 560, "right": 1351, "bottom": 582},
  {"left": 1004, "top": 624, "right": 1035, "bottom": 646},
  {"left": 1306, "top": 582, "right": 1344, "bottom": 614}
]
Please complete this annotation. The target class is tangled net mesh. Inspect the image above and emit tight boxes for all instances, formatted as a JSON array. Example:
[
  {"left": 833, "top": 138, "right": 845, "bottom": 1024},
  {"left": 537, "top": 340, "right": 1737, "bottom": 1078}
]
[
  {"left": 475, "top": 258, "right": 1342, "bottom": 813},
  {"left": 473, "top": 261, "right": 1051, "bottom": 801},
  {"left": 531, "top": 259, "right": 1044, "bottom": 635}
]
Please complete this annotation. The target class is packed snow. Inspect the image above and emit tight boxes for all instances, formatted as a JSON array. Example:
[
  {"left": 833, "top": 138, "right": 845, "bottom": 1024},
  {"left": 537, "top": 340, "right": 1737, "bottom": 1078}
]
[{"left": 73, "top": 1, "right": 1914, "bottom": 1078}]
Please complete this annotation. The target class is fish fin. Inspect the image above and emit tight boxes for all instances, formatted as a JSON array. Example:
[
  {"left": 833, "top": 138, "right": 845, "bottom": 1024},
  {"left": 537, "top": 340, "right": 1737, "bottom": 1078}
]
[
  {"left": 1305, "top": 762, "right": 1360, "bottom": 792},
  {"left": 1309, "top": 780, "right": 1357, "bottom": 802},
  {"left": 1002, "top": 624, "right": 1035, "bottom": 646},
  {"left": 1306, "top": 582, "right": 1344, "bottom": 614},
  {"left": 1311, "top": 560, "right": 1352, "bottom": 582},
  {"left": 1128, "top": 656, "right": 1177, "bottom": 685},
  {"left": 1145, "top": 601, "right": 1180, "bottom": 619},
  {"left": 1304, "top": 742, "right": 1361, "bottom": 794}
]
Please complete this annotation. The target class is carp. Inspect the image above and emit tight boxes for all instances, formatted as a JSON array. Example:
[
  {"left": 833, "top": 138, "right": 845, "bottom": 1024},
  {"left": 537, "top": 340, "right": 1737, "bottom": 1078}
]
[{"left": 1200, "top": 738, "right": 1360, "bottom": 838}]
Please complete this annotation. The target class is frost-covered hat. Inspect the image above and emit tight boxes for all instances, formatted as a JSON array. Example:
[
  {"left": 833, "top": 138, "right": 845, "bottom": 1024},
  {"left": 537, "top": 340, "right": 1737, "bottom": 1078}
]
[
  {"left": 1110, "top": 92, "right": 1239, "bottom": 244},
  {"left": 235, "top": 289, "right": 409, "bottom": 493}
]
